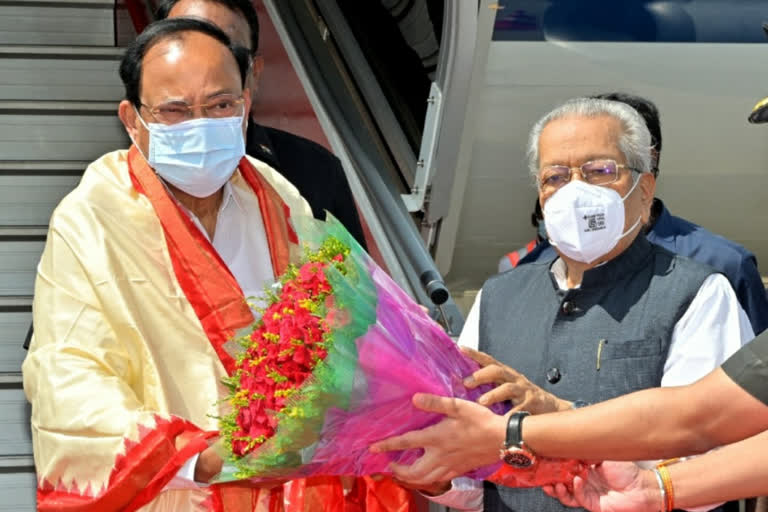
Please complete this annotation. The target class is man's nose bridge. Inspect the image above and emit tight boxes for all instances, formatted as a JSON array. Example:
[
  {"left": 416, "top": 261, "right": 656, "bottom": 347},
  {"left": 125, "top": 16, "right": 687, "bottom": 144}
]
[
  {"left": 570, "top": 168, "right": 587, "bottom": 182},
  {"left": 190, "top": 106, "right": 207, "bottom": 119}
]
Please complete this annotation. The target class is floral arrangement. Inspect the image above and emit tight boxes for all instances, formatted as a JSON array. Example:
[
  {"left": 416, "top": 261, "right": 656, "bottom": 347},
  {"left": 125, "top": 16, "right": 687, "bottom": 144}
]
[
  {"left": 220, "top": 237, "right": 347, "bottom": 466},
  {"left": 213, "top": 215, "right": 584, "bottom": 489}
]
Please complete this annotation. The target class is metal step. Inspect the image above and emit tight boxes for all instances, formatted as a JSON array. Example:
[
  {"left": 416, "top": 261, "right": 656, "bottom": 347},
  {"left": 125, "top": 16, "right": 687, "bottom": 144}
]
[
  {"left": 0, "top": 310, "right": 31, "bottom": 372},
  {"left": 0, "top": 46, "right": 123, "bottom": 102},
  {"left": 0, "top": 240, "right": 45, "bottom": 296},
  {"left": 0, "top": 388, "right": 33, "bottom": 457},
  {"left": 0, "top": 160, "right": 87, "bottom": 176},
  {"left": 0, "top": 46, "right": 123, "bottom": 58},
  {"left": 0, "top": 101, "right": 128, "bottom": 161},
  {"left": 0, "top": 374, "right": 23, "bottom": 385},
  {"left": 0, "top": 456, "right": 33, "bottom": 469},
  {"left": 0, "top": 228, "right": 48, "bottom": 242},
  {"left": 0, "top": 1, "right": 114, "bottom": 46},
  {"left": 0, "top": 100, "right": 118, "bottom": 114},
  {"left": 0, "top": 175, "right": 81, "bottom": 226},
  {"left": 0, "top": 296, "right": 32, "bottom": 312},
  {"left": 3, "top": 0, "right": 112, "bottom": 6},
  {"left": 0, "top": 470, "right": 36, "bottom": 512}
]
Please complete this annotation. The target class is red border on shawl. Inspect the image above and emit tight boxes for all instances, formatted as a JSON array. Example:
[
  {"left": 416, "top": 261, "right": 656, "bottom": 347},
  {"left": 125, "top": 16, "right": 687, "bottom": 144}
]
[
  {"left": 37, "top": 416, "right": 214, "bottom": 512},
  {"left": 237, "top": 156, "right": 298, "bottom": 275}
]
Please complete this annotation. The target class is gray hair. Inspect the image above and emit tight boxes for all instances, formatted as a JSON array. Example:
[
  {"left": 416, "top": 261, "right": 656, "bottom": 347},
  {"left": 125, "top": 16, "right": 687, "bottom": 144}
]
[{"left": 526, "top": 97, "right": 653, "bottom": 179}]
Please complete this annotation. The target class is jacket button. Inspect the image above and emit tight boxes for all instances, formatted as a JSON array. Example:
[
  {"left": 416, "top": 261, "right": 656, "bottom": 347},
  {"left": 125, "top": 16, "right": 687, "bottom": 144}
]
[
  {"left": 561, "top": 301, "right": 574, "bottom": 314},
  {"left": 546, "top": 367, "right": 561, "bottom": 384}
]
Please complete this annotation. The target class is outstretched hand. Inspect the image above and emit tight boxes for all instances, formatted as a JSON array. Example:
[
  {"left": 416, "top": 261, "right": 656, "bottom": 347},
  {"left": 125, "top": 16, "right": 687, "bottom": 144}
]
[
  {"left": 369, "top": 393, "right": 508, "bottom": 486},
  {"left": 542, "top": 462, "right": 658, "bottom": 512}
]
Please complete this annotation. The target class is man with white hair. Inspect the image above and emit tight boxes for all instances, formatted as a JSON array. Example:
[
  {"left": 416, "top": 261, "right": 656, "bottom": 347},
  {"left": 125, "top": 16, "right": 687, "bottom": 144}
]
[{"left": 416, "top": 97, "right": 753, "bottom": 512}]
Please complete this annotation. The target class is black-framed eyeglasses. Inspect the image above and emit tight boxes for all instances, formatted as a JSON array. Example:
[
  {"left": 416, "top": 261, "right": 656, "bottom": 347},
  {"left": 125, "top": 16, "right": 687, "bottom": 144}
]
[
  {"left": 140, "top": 94, "right": 245, "bottom": 125},
  {"left": 538, "top": 159, "right": 639, "bottom": 193}
]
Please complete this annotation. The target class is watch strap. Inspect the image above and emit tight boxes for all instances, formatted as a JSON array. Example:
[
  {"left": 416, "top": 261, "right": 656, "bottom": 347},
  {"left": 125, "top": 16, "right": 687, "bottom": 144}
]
[{"left": 505, "top": 411, "right": 530, "bottom": 449}]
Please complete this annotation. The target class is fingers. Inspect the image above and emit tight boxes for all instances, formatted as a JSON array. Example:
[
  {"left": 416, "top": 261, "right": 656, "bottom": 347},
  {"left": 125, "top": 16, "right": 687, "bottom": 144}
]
[
  {"left": 477, "top": 383, "right": 521, "bottom": 407},
  {"left": 460, "top": 346, "right": 499, "bottom": 368},
  {"left": 552, "top": 482, "right": 581, "bottom": 508},
  {"left": 544, "top": 482, "right": 580, "bottom": 508},
  {"left": 371, "top": 395, "right": 469, "bottom": 453},
  {"left": 412, "top": 393, "right": 462, "bottom": 416},
  {"left": 370, "top": 428, "right": 430, "bottom": 453},
  {"left": 389, "top": 475, "right": 452, "bottom": 495},
  {"left": 464, "top": 364, "right": 517, "bottom": 389},
  {"left": 389, "top": 459, "right": 455, "bottom": 488},
  {"left": 571, "top": 475, "right": 594, "bottom": 510}
]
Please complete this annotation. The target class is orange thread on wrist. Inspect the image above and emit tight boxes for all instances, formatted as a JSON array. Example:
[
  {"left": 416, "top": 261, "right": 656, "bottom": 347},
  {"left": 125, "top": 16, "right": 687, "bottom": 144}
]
[{"left": 656, "top": 459, "right": 678, "bottom": 511}]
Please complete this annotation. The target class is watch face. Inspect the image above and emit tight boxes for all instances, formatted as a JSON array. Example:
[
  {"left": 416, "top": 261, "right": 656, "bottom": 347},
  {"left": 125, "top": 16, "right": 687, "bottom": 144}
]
[{"left": 502, "top": 448, "right": 536, "bottom": 468}]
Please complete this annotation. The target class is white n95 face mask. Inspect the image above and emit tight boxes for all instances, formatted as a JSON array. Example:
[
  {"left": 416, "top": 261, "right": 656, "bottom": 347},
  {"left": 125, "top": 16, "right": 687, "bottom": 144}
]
[
  {"left": 543, "top": 178, "right": 642, "bottom": 264},
  {"left": 135, "top": 111, "right": 246, "bottom": 198}
]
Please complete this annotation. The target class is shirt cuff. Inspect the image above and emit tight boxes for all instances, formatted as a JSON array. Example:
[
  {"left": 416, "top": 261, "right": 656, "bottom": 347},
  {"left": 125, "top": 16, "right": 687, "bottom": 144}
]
[
  {"left": 163, "top": 452, "right": 205, "bottom": 490},
  {"left": 421, "top": 477, "right": 483, "bottom": 511}
]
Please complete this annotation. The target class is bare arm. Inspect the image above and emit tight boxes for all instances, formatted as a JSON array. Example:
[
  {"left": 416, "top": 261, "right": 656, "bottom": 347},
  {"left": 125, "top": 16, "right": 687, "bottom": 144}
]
[
  {"left": 671, "top": 428, "right": 768, "bottom": 507},
  {"left": 525, "top": 367, "right": 768, "bottom": 461},
  {"left": 671, "top": 428, "right": 768, "bottom": 506}
]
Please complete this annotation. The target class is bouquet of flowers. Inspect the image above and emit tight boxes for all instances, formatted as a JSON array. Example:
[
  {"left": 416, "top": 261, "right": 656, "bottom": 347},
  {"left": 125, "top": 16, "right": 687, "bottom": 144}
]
[{"left": 214, "top": 215, "right": 582, "bottom": 486}]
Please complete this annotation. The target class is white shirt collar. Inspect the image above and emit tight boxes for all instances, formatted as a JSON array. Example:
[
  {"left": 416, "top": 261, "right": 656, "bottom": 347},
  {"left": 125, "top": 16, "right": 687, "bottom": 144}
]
[
  {"left": 550, "top": 258, "right": 572, "bottom": 291},
  {"left": 551, "top": 257, "right": 612, "bottom": 291}
]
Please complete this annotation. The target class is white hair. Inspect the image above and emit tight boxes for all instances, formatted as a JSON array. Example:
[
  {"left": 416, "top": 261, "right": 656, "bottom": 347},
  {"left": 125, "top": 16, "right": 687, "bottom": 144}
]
[{"left": 526, "top": 97, "right": 653, "bottom": 179}]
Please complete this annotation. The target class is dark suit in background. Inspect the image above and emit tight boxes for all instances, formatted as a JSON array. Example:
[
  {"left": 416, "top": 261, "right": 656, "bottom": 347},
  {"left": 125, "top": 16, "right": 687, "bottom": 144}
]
[{"left": 247, "top": 122, "right": 367, "bottom": 250}]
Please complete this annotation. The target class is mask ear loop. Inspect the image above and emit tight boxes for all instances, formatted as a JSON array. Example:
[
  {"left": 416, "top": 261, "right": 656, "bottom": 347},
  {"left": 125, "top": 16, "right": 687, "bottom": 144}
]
[
  {"left": 618, "top": 171, "right": 646, "bottom": 238},
  {"left": 129, "top": 105, "right": 152, "bottom": 163}
]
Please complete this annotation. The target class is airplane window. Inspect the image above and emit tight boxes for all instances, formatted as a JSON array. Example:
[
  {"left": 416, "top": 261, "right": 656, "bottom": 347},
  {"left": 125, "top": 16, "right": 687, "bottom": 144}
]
[{"left": 493, "top": 1, "right": 768, "bottom": 43}]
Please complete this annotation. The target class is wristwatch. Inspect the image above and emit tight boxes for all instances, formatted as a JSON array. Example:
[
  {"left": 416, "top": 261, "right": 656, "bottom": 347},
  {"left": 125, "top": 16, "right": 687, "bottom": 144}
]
[{"left": 500, "top": 411, "right": 537, "bottom": 468}]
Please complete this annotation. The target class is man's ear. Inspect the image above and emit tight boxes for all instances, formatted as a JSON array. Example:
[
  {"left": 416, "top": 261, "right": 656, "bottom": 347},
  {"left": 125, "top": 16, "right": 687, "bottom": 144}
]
[
  {"left": 638, "top": 172, "right": 657, "bottom": 223},
  {"left": 242, "top": 88, "right": 252, "bottom": 120},
  {"left": 251, "top": 55, "right": 264, "bottom": 93},
  {"left": 118, "top": 100, "right": 139, "bottom": 142}
]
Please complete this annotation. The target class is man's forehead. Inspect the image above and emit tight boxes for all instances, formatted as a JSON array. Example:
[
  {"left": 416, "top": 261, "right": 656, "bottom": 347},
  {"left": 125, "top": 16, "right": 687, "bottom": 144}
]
[
  {"left": 539, "top": 115, "right": 624, "bottom": 164},
  {"left": 541, "top": 116, "right": 622, "bottom": 146},
  {"left": 546, "top": 114, "right": 621, "bottom": 133},
  {"left": 143, "top": 37, "right": 185, "bottom": 68},
  {"left": 143, "top": 31, "right": 233, "bottom": 67},
  {"left": 140, "top": 32, "right": 241, "bottom": 99}
]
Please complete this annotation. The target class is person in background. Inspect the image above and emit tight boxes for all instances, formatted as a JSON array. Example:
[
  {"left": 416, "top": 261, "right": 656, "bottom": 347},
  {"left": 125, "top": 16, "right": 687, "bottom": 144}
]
[
  {"left": 498, "top": 198, "right": 546, "bottom": 272},
  {"left": 518, "top": 92, "right": 768, "bottom": 335},
  {"left": 157, "top": 0, "right": 368, "bottom": 250}
]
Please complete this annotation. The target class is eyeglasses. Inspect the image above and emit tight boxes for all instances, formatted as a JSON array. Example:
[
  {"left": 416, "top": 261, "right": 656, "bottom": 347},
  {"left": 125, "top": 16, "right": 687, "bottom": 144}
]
[
  {"left": 538, "top": 159, "right": 639, "bottom": 193},
  {"left": 140, "top": 94, "right": 245, "bottom": 125}
]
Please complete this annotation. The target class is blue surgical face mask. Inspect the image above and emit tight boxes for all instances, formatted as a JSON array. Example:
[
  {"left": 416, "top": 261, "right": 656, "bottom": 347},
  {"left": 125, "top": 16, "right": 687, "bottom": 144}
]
[{"left": 134, "top": 109, "right": 246, "bottom": 198}]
